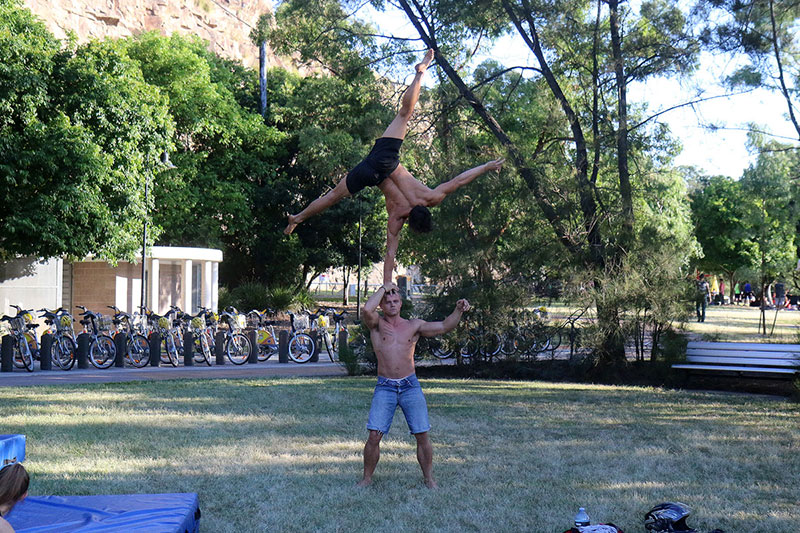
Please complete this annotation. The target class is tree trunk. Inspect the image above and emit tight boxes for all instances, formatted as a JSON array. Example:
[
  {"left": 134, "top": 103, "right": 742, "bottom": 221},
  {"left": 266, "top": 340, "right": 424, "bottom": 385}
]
[{"left": 608, "top": 0, "right": 634, "bottom": 247}]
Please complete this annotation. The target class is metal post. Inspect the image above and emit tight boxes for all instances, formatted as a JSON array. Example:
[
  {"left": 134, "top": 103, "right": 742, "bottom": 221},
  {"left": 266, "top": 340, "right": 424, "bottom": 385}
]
[
  {"left": 183, "top": 331, "right": 194, "bottom": 367},
  {"left": 77, "top": 333, "right": 90, "bottom": 369},
  {"left": 215, "top": 332, "right": 226, "bottom": 365},
  {"left": 248, "top": 330, "right": 258, "bottom": 364},
  {"left": 1, "top": 336, "right": 14, "bottom": 372},
  {"left": 141, "top": 173, "right": 148, "bottom": 312},
  {"left": 113, "top": 333, "right": 126, "bottom": 368},
  {"left": 40, "top": 334, "right": 53, "bottom": 371},
  {"left": 259, "top": 41, "right": 268, "bottom": 117},
  {"left": 310, "top": 331, "right": 320, "bottom": 363},
  {"left": 278, "top": 330, "right": 288, "bottom": 363},
  {"left": 149, "top": 332, "right": 161, "bottom": 367},
  {"left": 356, "top": 207, "right": 362, "bottom": 314}
]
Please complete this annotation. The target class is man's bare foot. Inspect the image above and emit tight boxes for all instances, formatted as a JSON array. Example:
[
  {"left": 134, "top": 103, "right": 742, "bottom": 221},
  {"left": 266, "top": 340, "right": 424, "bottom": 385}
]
[
  {"left": 283, "top": 214, "right": 299, "bottom": 235},
  {"left": 415, "top": 49, "right": 434, "bottom": 74},
  {"left": 424, "top": 478, "right": 438, "bottom": 489},
  {"left": 356, "top": 478, "right": 372, "bottom": 487}
]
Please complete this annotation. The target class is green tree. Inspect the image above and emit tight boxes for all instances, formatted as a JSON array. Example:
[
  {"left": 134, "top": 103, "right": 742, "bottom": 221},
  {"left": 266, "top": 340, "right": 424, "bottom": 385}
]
[
  {"left": 690, "top": 174, "right": 753, "bottom": 299},
  {"left": 739, "top": 137, "right": 798, "bottom": 333},
  {"left": 696, "top": 0, "right": 800, "bottom": 140},
  {"left": 0, "top": 1, "right": 173, "bottom": 262}
]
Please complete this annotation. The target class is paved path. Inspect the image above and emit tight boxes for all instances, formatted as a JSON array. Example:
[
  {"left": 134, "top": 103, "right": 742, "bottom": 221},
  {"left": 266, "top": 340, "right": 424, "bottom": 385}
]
[{"left": 0, "top": 360, "right": 347, "bottom": 387}]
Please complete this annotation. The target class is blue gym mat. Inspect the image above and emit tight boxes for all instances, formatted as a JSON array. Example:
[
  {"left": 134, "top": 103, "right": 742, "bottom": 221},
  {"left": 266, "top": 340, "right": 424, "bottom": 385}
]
[
  {"left": 6, "top": 493, "right": 200, "bottom": 532},
  {"left": 0, "top": 434, "right": 25, "bottom": 465}
]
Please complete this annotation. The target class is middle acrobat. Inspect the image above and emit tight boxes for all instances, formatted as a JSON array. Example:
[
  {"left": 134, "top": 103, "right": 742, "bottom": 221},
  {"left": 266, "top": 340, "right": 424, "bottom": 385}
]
[{"left": 285, "top": 49, "right": 505, "bottom": 283}]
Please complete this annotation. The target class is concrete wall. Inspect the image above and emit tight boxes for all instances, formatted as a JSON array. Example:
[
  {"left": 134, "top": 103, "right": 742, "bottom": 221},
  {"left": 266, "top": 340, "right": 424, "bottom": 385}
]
[
  {"left": 0, "top": 257, "right": 62, "bottom": 317},
  {"left": 158, "top": 263, "right": 182, "bottom": 314}
]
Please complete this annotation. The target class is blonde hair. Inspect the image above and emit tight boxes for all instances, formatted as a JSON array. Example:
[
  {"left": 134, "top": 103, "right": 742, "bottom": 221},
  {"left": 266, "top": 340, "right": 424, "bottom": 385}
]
[{"left": 0, "top": 463, "right": 29, "bottom": 510}]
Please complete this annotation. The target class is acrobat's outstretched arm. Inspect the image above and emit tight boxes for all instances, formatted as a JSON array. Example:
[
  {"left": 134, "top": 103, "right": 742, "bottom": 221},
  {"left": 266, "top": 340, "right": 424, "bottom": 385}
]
[
  {"left": 427, "top": 158, "right": 505, "bottom": 207},
  {"left": 383, "top": 216, "right": 403, "bottom": 284}
]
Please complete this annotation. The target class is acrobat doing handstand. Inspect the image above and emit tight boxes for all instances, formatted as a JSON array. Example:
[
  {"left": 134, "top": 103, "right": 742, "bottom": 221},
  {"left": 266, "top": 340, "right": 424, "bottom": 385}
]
[{"left": 284, "top": 49, "right": 504, "bottom": 283}]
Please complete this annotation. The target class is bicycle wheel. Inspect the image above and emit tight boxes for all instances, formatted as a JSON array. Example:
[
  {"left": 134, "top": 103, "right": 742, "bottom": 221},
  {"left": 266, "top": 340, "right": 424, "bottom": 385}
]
[
  {"left": 197, "top": 332, "right": 213, "bottom": 365},
  {"left": 164, "top": 332, "right": 180, "bottom": 367},
  {"left": 257, "top": 329, "right": 277, "bottom": 362},
  {"left": 548, "top": 329, "right": 563, "bottom": 352},
  {"left": 89, "top": 335, "right": 116, "bottom": 369},
  {"left": 321, "top": 331, "right": 335, "bottom": 362},
  {"left": 55, "top": 336, "right": 76, "bottom": 370},
  {"left": 499, "top": 332, "right": 518, "bottom": 356},
  {"left": 226, "top": 332, "right": 251, "bottom": 365},
  {"left": 13, "top": 337, "right": 34, "bottom": 372},
  {"left": 531, "top": 328, "right": 550, "bottom": 356},
  {"left": 459, "top": 335, "right": 479, "bottom": 359},
  {"left": 428, "top": 337, "right": 453, "bottom": 359},
  {"left": 288, "top": 333, "right": 314, "bottom": 363},
  {"left": 481, "top": 332, "right": 502, "bottom": 359},
  {"left": 127, "top": 334, "right": 150, "bottom": 367}
]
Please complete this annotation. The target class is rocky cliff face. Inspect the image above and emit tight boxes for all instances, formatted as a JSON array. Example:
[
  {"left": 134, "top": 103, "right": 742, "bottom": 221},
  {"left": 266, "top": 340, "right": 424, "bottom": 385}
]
[{"left": 24, "top": 0, "right": 283, "bottom": 69}]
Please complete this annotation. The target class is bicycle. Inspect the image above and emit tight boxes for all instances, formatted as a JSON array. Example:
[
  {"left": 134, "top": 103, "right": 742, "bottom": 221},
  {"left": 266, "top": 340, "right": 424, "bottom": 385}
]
[
  {"left": 39, "top": 308, "right": 76, "bottom": 370},
  {"left": 76, "top": 306, "right": 117, "bottom": 369},
  {"left": 146, "top": 310, "right": 181, "bottom": 367},
  {"left": 218, "top": 307, "right": 252, "bottom": 365},
  {"left": 246, "top": 309, "right": 281, "bottom": 362},
  {"left": 309, "top": 307, "right": 348, "bottom": 363},
  {"left": 286, "top": 311, "right": 316, "bottom": 363},
  {"left": 0, "top": 306, "right": 36, "bottom": 372},
  {"left": 108, "top": 306, "right": 150, "bottom": 368}
]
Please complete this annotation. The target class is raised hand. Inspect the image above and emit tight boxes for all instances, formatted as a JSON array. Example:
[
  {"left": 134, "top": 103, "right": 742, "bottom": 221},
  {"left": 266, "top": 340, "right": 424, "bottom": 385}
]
[
  {"left": 456, "top": 299, "right": 471, "bottom": 313},
  {"left": 484, "top": 158, "right": 505, "bottom": 172}
]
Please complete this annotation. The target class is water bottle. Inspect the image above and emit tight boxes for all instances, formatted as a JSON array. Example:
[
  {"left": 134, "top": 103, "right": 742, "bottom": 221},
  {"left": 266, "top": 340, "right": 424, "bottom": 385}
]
[{"left": 574, "top": 507, "right": 590, "bottom": 528}]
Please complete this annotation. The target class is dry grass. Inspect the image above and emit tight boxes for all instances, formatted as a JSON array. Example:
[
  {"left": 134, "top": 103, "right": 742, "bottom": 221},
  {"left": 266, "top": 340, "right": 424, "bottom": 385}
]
[{"left": 1, "top": 378, "right": 798, "bottom": 532}]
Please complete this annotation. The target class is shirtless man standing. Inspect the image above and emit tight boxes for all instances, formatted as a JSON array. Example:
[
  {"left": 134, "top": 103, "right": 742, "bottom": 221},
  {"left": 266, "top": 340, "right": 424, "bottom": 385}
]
[
  {"left": 356, "top": 282, "right": 470, "bottom": 489},
  {"left": 283, "top": 49, "right": 504, "bottom": 283}
]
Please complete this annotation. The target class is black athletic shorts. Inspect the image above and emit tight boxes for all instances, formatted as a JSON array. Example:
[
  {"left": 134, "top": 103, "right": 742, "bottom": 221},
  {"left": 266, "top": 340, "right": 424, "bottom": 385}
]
[{"left": 345, "top": 137, "right": 403, "bottom": 195}]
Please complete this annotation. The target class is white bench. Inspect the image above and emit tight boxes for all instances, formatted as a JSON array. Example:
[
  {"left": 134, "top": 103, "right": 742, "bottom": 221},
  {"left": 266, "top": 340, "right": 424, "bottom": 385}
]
[{"left": 672, "top": 341, "right": 800, "bottom": 377}]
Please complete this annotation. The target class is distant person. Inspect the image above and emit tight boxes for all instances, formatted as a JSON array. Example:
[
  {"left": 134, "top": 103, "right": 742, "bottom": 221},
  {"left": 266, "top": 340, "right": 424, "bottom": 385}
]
[
  {"left": 695, "top": 274, "right": 710, "bottom": 322},
  {"left": 733, "top": 282, "right": 741, "bottom": 304},
  {"left": 775, "top": 280, "right": 786, "bottom": 309},
  {"left": 0, "top": 461, "right": 29, "bottom": 533},
  {"left": 357, "top": 282, "right": 470, "bottom": 488},
  {"left": 743, "top": 281, "right": 753, "bottom": 302}
]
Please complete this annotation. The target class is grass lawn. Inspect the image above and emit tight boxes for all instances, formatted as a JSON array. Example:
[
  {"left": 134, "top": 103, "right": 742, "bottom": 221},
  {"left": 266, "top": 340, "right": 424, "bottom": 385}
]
[{"left": 2, "top": 377, "right": 798, "bottom": 532}]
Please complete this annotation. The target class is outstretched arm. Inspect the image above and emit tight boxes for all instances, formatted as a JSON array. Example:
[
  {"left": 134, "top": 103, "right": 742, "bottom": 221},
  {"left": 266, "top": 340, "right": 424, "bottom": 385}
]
[
  {"left": 383, "top": 216, "right": 404, "bottom": 284},
  {"left": 418, "top": 299, "right": 470, "bottom": 337},
  {"left": 428, "top": 158, "right": 505, "bottom": 206}
]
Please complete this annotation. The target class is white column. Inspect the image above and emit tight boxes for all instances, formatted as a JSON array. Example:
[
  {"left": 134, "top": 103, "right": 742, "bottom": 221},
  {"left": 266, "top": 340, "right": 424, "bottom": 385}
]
[
  {"left": 211, "top": 262, "right": 219, "bottom": 312},
  {"left": 203, "top": 261, "right": 213, "bottom": 309},
  {"left": 183, "top": 259, "right": 193, "bottom": 312},
  {"left": 150, "top": 258, "right": 160, "bottom": 314}
]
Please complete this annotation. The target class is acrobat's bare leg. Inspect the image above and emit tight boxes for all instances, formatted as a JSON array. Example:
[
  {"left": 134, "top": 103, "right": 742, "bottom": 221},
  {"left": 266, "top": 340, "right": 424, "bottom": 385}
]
[
  {"left": 381, "top": 49, "right": 434, "bottom": 140},
  {"left": 284, "top": 177, "right": 351, "bottom": 234}
]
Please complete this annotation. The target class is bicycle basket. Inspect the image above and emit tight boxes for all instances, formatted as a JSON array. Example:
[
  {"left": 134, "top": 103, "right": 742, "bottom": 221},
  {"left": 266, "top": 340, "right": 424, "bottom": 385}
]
[
  {"left": 294, "top": 315, "right": 309, "bottom": 331},
  {"left": 317, "top": 315, "right": 329, "bottom": 328},
  {"left": 23, "top": 312, "right": 34, "bottom": 324},
  {"left": 235, "top": 314, "right": 247, "bottom": 330},
  {"left": 158, "top": 317, "right": 170, "bottom": 329},
  {"left": 10, "top": 317, "right": 25, "bottom": 332},
  {"left": 191, "top": 317, "right": 203, "bottom": 329},
  {"left": 98, "top": 314, "right": 113, "bottom": 332},
  {"left": 59, "top": 314, "right": 73, "bottom": 330}
]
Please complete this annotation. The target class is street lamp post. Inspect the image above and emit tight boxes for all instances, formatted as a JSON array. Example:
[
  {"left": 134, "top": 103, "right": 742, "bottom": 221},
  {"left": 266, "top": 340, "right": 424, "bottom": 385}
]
[{"left": 140, "top": 151, "right": 176, "bottom": 313}]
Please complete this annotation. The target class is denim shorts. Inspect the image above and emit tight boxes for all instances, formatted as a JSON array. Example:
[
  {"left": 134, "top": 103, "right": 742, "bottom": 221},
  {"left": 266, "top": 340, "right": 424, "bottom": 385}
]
[{"left": 366, "top": 374, "right": 430, "bottom": 435}]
